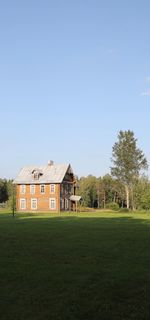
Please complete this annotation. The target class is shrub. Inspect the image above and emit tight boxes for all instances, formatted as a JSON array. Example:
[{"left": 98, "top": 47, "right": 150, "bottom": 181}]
[{"left": 105, "top": 202, "right": 119, "bottom": 211}]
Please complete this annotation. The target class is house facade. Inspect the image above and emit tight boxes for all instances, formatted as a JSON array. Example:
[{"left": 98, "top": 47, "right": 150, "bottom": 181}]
[{"left": 13, "top": 161, "right": 77, "bottom": 212}]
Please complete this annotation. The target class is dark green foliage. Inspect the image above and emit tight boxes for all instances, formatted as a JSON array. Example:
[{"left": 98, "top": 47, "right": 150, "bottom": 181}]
[
  {"left": 0, "top": 179, "right": 9, "bottom": 203},
  {"left": 77, "top": 175, "right": 124, "bottom": 208},
  {"left": 132, "top": 176, "right": 150, "bottom": 210},
  {"left": 0, "top": 179, "right": 14, "bottom": 204},
  {"left": 0, "top": 179, "right": 16, "bottom": 215},
  {"left": 77, "top": 175, "right": 97, "bottom": 207}
]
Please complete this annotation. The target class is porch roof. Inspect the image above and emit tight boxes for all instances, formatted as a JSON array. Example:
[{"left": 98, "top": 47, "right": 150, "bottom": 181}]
[{"left": 70, "top": 195, "right": 82, "bottom": 202}]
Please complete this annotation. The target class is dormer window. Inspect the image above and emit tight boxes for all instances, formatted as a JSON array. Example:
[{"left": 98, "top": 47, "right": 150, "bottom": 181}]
[
  {"left": 32, "top": 169, "right": 43, "bottom": 180},
  {"left": 34, "top": 171, "right": 39, "bottom": 180}
]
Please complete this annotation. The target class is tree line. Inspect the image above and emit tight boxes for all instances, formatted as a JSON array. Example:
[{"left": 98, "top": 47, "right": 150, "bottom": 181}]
[
  {"left": 0, "top": 130, "right": 149, "bottom": 210},
  {"left": 77, "top": 174, "right": 150, "bottom": 210}
]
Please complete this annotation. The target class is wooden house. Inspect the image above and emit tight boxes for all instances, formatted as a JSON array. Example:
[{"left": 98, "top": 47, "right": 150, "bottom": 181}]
[{"left": 13, "top": 161, "right": 80, "bottom": 212}]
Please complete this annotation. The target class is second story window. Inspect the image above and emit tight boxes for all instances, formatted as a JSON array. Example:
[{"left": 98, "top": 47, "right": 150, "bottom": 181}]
[
  {"left": 20, "top": 185, "right": 26, "bottom": 194},
  {"left": 50, "top": 184, "right": 55, "bottom": 193},
  {"left": 30, "top": 185, "right": 35, "bottom": 195},
  {"left": 40, "top": 184, "right": 45, "bottom": 194}
]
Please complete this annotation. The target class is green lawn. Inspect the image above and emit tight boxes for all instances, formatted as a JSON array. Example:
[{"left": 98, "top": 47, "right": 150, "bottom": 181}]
[{"left": 1, "top": 210, "right": 150, "bottom": 319}]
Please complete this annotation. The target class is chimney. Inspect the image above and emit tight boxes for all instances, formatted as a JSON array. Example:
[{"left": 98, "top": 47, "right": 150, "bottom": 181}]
[{"left": 48, "top": 160, "right": 54, "bottom": 166}]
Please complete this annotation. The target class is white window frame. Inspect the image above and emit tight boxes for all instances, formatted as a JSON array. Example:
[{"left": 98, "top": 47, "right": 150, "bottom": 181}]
[
  {"left": 20, "top": 198, "right": 26, "bottom": 210},
  {"left": 49, "top": 198, "right": 56, "bottom": 210},
  {"left": 40, "top": 184, "right": 45, "bottom": 194},
  {"left": 30, "top": 185, "right": 35, "bottom": 195},
  {"left": 31, "top": 198, "right": 37, "bottom": 210},
  {"left": 20, "top": 185, "right": 26, "bottom": 194},
  {"left": 50, "top": 184, "right": 55, "bottom": 194}
]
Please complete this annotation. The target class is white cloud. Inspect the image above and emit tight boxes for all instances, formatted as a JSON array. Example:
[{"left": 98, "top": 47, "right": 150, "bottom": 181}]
[{"left": 141, "top": 89, "right": 150, "bottom": 96}]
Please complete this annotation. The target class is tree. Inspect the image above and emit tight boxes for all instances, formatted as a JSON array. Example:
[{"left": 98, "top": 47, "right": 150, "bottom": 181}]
[
  {"left": 97, "top": 175, "right": 117, "bottom": 208},
  {"left": 0, "top": 179, "right": 8, "bottom": 203},
  {"left": 133, "top": 176, "right": 150, "bottom": 210},
  {"left": 7, "top": 181, "right": 16, "bottom": 217},
  {"left": 77, "top": 175, "right": 97, "bottom": 207},
  {"left": 111, "top": 130, "right": 148, "bottom": 209}
]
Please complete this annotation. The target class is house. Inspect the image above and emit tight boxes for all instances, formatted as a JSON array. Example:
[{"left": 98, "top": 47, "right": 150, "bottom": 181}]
[{"left": 13, "top": 161, "right": 80, "bottom": 212}]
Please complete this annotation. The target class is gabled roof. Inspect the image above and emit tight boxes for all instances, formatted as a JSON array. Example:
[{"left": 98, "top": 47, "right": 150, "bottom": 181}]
[{"left": 13, "top": 163, "right": 73, "bottom": 184}]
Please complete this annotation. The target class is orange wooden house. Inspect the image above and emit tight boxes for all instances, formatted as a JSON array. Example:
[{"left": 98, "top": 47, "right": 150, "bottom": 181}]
[{"left": 13, "top": 161, "right": 81, "bottom": 212}]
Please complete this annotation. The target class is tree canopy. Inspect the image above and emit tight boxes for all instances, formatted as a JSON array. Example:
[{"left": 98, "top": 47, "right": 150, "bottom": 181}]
[{"left": 111, "top": 130, "right": 148, "bottom": 208}]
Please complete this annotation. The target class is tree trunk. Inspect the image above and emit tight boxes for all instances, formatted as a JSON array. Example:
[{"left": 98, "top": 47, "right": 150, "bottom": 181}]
[
  {"left": 131, "top": 185, "right": 135, "bottom": 211},
  {"left": 125, "top": 184, "right": 130, "bottom": 209},
  {"left": 103, "top": 191, "right": 106, "bottom": 209},
  {"left": 97, "top": 192, "right": 100, "bottom": 208}
]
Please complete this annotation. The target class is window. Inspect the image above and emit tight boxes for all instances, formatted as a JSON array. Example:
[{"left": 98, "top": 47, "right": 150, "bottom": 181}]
[
  {"left": 40, "top": 185, "right": 45, "bottom": 194},
  {"left": 50, "top": 184, "right": 55, "bottom": 193},
  {"left": 49, "top": 198, "right": 56, "bottom": 210},
  {"left": 30, "top": 185, "right": 35, "bottom": 194},
  {"left": 20, "top": 185, "right": 26, "bottom": 194},
  {"left": 31, "top": 198, "right": 37, "bottom": 210},
  {"left": 32, "top": 169, "right": 43, "bottom": 180},
  {"left": 34, "top": 172, "right": 39, "bottom": 179},
  {"left": 20, "top": 198, "right": 26, "bottom": 210},
  {"left": 33, "top": 170, "right": 39, "bottom": 180}
]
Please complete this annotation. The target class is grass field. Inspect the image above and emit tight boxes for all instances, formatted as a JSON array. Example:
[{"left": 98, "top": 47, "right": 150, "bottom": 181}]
[{"left": 1, "top": 210, "right": 150, "bottom": 320}]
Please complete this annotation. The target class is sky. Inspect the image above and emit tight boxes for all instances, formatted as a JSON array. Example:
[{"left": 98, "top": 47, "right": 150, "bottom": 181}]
[{"left": 0, "top": 0, "right": 150, "bottom": 179}]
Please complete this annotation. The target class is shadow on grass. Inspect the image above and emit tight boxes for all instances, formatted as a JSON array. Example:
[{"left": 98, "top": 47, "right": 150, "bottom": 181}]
[{"left": 1, "top": 212, "right": 150, "bottom": 320}]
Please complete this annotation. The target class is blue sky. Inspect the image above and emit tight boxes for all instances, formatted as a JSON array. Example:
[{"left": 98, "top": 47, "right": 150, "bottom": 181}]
[{"left": 0, "top": 0, "right": 150, "bottom": 178}]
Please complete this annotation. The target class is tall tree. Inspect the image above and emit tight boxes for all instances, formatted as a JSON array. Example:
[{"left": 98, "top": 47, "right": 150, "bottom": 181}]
[{"left": 111, "top": 130, "right": 148, "bottom": 209}]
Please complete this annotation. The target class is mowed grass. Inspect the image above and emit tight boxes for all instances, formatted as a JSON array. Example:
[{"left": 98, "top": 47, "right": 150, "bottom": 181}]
[{"left": 1, "top": 211, "right": 150, "bottom": 319}]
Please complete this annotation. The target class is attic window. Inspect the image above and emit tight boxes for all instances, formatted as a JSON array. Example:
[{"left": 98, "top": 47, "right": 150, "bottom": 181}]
[
  {"left": 32, "top": 169, "right": 43, "bottom": 180},
  {"left": 34, "top": 171, "right": 39, "bottom": 180}
]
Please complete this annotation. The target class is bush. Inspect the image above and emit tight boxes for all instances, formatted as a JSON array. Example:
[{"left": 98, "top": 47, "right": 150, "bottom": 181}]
[{"left": 105, "top": 202, "right": 119, "bottom": 211}]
